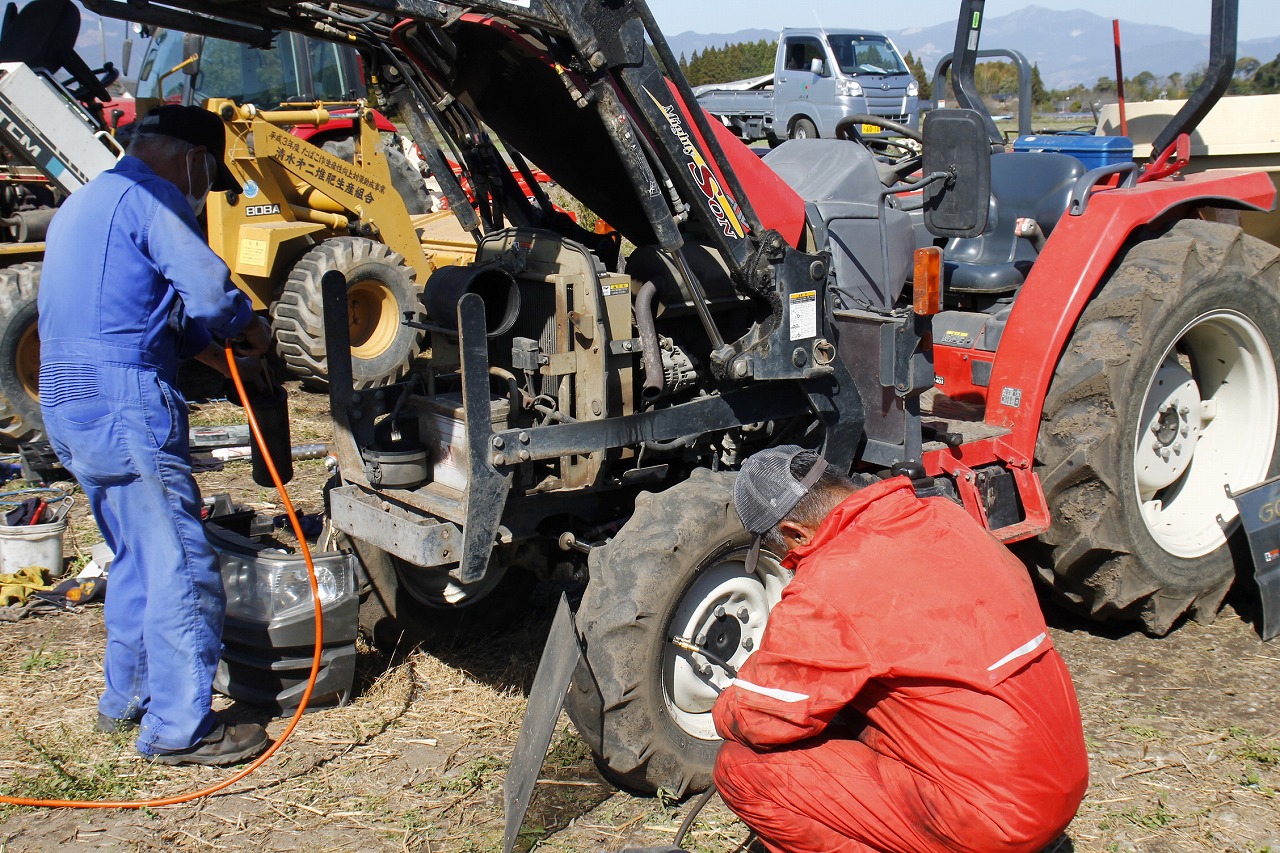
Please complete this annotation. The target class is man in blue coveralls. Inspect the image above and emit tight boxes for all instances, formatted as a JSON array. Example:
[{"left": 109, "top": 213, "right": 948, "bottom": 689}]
[{"left": 39, "top": 105, "right": 274, "bottom": 765}]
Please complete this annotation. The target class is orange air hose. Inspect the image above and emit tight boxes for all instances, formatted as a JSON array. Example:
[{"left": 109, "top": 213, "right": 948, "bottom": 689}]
[{"left": 0, "top": 344, "right": 324, "bottom": 808}]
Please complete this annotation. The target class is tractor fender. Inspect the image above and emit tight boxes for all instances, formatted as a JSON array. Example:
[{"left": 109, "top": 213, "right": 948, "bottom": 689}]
[{"left": 981, "top": 170, "right": 1275, "bottom": 467}]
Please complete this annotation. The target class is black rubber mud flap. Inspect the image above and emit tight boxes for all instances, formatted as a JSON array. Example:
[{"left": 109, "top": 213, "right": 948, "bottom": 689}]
[
  {"left": 503, "top": 594, "right": 582, "bottom": 853},
  {"left": 1230, "top": 475, "right": 1280, "bottom": 642}
]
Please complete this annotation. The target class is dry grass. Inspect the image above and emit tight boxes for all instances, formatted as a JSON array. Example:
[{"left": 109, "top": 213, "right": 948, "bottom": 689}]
[{"left": 4, "top": 379, "right": 1280, "bottom": 851}]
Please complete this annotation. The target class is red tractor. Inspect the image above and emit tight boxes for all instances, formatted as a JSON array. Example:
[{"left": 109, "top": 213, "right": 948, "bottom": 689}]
[{"left": 84, "top": 0, "right": 1277, "bottom": 795}]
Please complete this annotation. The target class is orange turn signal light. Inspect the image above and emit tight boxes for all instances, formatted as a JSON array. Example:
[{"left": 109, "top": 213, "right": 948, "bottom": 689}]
[{"left": 913, "top": 246, "right": 942, "bottom": 316}]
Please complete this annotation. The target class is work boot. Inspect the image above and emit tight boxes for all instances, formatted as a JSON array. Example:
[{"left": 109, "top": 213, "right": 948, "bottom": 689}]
[
  {"left": 148, "top": 723, "right": 270, "bottom": 767},
  {"left": 96, "top": 713, "right": 140, "bottom": 734}
]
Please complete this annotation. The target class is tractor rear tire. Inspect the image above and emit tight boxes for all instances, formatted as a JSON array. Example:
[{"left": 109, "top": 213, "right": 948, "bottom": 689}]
[
  {"left": 270, "top": 238, "right": 423, "bottom": 390},
  {"left": 565, "top": 469, "right": 791, "bottom": 796},
  {"left": 1035, "top": 220, "right": 1280, "bottom": 635},
  {"left": 0, "top": 263, "right": 44, "bottom": 447},
  {"left": 320, "top": 137, "right": 433, "bottom": 216}
]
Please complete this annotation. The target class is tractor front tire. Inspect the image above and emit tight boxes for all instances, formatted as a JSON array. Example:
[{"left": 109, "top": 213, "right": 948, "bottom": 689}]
[
  {"left": 0, "top": 262, "right": 44, "bottom": 447},
  {"left": 1035, "top": 220, "right": 1280, "bottom": 635},
  {"left": 565, "top": 469, "right": 791, "bottom": 796},
  {"left": 271, "top": 238, "right": 423, "bottom": 389}
]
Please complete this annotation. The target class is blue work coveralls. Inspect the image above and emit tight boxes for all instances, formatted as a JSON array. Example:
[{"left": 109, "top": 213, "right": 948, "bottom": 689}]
[{"left": 38, "top": 155, "right": 255, "bottom": 755}]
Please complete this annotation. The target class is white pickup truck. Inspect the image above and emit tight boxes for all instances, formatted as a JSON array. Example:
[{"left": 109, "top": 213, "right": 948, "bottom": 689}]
[{"left": 695, "top": 28, "right": 920, "bottom": 144}]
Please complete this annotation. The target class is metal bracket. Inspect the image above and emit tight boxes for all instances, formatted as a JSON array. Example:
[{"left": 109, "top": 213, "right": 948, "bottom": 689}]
[
  {"left": 457, "top": 292, "right": 513, "bottom": 583},
  {"left": 502, "top": 594, "right": 582, "bottom": 853},
  {"left": 1228, "top": 475, "right": 1280, "bottom": 641}
]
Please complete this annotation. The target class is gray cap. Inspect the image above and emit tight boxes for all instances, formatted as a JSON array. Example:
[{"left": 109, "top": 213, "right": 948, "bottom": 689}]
[{"left": 733, "top": 445, "right": 829, "bottom": 534}]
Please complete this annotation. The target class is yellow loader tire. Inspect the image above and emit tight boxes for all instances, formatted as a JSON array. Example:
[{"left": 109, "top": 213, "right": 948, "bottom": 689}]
[
  {"left": 0, "top": 262, "right": 44, "bottom": 448},
  {"left": 270, "top": 238, "right": 424, "bottom": 390}
]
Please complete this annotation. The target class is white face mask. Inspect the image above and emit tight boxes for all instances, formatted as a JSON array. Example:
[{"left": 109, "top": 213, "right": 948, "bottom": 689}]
[{"left": 185, "top": 151, "right": 214, "bottom": 215}]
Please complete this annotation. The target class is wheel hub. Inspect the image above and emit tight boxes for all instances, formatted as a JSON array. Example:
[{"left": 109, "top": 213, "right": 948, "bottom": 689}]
[
  {"left": 1136, "top": 360, "right": 1202, "bottom": 493},
  {"left": 348, "top": 277, "right": 399, "bottom": 358},
  {"left": 704, "top": 612, "right": 743, "bottom": 663},
  {"left": 663, "top": 549, "right": 789, "bottom": 740},
  {"left": 1132, "top": 309, "right": 1278, "bottom": 558}
]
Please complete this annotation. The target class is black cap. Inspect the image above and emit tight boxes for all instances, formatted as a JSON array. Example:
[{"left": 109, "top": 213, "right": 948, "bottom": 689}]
[{"left": 136, "top": 104, "right": 240, "bottom": 193}]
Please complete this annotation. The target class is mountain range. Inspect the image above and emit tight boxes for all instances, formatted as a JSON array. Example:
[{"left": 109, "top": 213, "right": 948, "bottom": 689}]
[
  {"left": 62, "top": 2, "right": 1280, "bottom": 92},
  {"left": 666, "top": 6, "right": 1280, "bottom": 89}
]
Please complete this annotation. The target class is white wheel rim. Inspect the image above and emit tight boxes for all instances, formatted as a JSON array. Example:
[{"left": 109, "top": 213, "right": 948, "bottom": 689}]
[
  {"left": 1132, "top": 309, "right": 1278, "bottom": 558},
  {"left": 662, "top": 546, "right": 791, "bottom": 741}
]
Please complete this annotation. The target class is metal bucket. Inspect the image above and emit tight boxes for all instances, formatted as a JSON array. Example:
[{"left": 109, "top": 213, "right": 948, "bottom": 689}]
[{"left": 0, "top": 491, "right": 72, "bottom": 578}]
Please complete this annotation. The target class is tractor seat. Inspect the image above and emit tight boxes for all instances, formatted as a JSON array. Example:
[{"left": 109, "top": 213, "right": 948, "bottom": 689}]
[
  {"left": 943, "top": 152, "right": 1085, "bottom": 293},
  {"left": 0, "top": 0, "right": 111, "bottom": 102}
]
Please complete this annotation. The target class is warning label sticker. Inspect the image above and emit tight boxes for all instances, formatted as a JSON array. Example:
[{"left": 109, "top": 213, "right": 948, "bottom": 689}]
[
  {"left": 789, "top": 290, "right": 817, "bottom": 341},
  {"left": 603, "top": 281, "right": 630, "bottom": 297},
  {"left": 240, "top": 238, "right": 268, "bottom": 268}
]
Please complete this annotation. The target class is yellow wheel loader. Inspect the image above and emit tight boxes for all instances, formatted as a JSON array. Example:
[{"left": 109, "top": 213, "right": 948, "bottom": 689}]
[{"left": 204, "top": 98, "right": 474, "bottom": 388}]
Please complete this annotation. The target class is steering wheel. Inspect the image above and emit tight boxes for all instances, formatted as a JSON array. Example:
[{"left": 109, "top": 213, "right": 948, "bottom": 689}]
[
  {"left": 834, "top": 114, "right": 924, "bottom": 183},
  {"left": 61, "top": 62, "right": 119, "bottom": 104}
]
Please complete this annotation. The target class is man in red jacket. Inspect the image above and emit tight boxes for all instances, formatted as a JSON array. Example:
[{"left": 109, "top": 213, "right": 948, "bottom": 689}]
[{"left": 713, "top": 446, "right": 1089, "bottom": 853}]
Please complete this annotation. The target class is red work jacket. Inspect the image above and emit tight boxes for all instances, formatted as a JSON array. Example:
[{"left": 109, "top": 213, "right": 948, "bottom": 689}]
[{"left": 713, "top": 477, "right": 1088, "bottom": 841}]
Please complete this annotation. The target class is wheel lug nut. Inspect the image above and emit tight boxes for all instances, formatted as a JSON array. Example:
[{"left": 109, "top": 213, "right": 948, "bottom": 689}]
[
  {"left": 737, "top": 606, "right": 750, "bottom": 622},
  {"left": 1179, "top": 406, "right": 1189, "bottom": 418},
  {"left": 1180, "top": 425, "right": 1189, "bottom": 438},
  {"left": 742, "top": 637, "right": 754, "bottom": 651},
  {"left": 713, "top": 605, "right": 725, "bottom": 619},
  {"left": 1150, "top": 424, "right": 1161, "bottom": 435},
  {"left": 695, "top": 633, "right": 706, "bottom": 646},
  {"left": 1160, "top": 448, "right": 1171, "bottom": 462},
  {"left": 1173, "top": 443, "right": 1182, "bottom": 455}
]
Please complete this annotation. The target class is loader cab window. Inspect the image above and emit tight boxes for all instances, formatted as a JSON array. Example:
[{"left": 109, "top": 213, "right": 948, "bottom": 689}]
[
  {"left": 192, "top": 37, "right": 298, "bottom": 108},
  {"left": 783, "top": 37, "right": 828, "bottom": 75},
  {"left": 828, "top": 34, "right": 908, "bottom": 76},
  {"left": 303, "top": 38, "right": 361, "bottom": 100},
  {"left": 135, "top": 28, "right": 189, "bottom": 104}
]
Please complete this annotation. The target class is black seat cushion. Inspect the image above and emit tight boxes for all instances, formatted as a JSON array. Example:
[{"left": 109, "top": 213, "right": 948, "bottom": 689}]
[{"left": 943, "top": 151, "right": 1085, "bottom": 293}]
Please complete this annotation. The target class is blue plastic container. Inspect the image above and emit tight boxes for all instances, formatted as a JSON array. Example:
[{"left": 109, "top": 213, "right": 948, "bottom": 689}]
[{"left": 1013, "top": 134, "right": 1134, "bottom": 170}]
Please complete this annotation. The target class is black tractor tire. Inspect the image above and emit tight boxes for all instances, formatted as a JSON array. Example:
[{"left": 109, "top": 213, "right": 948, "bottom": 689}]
[
  {"left": 351, "top": 534, "right": 537, "bottom": 652},
  {"left": 270, "top": 237, "right": 423, "bottom": 389},
  {"left": 1035, "top": 220, "right": 1280, "bottom": 635},
  {"left": 565, "top": 469, "right": 791, "bottom": 797},
  {"left": 0, "top": 263, "right": 44, "bottom": 447},
  {"left": 320, "top": 137, "right": 433, "bottom": 216},
  {"left": 790, "top": 117, "right": 818, "bottom": 140}
]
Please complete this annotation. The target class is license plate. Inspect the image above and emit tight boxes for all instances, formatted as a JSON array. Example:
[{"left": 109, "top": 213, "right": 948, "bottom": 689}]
[{"left": 861, "top": 123, "right": 882, "bottom": 135}]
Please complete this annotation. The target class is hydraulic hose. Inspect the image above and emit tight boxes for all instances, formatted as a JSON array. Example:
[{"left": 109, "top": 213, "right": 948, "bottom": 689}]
[{"left": 0, "top": 344, "right": 323, "bottom": 809}]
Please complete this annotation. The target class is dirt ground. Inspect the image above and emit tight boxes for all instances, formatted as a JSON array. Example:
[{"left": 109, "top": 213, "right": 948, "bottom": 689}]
[{"left": 2, "top": 378, "right": 1279, "bottom": 853}]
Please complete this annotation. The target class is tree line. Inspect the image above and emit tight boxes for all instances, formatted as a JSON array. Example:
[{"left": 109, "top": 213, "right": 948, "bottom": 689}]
[{"left": 681, "top": 38, "right": 1280, "bottom": 110}]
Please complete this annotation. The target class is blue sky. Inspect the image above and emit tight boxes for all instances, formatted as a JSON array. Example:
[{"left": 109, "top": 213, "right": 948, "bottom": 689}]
[{"left": 644, "top": 1, "right": 1279, "bottom": 39}]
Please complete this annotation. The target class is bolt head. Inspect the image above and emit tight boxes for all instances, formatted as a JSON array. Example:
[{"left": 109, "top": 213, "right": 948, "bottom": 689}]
[
  {"left": 713, "top": 605, "right": 726, "bottom": 619},
  {"left": 742, "top": 637, "right": 754, "bottom": 651},
  {"left": 695, "top": 633, "right": 707, "bottom": 646},
  {"left": 492, "top": 436, "right": 505, "bottom": 449},
  {"left": 737, "top": 606, "right": 750, "bottom": 622},
  {"left": 492, "top": 453, "right": 505, "bottom": 466}
]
